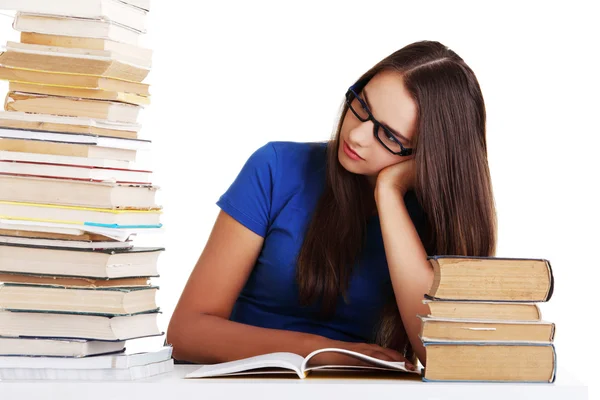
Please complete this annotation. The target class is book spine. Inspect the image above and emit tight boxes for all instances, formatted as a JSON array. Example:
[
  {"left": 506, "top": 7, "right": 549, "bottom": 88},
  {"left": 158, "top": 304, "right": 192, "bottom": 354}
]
[{"left": 545, "top": 259, "right": 554, "bottom": 301}]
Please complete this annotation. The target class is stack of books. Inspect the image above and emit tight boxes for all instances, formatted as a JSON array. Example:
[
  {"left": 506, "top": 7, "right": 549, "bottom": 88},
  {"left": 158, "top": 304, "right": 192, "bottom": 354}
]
[
  {"left": 419, "top": 256, "right": 556, "bottom": 383},
  {"left": 0, "top": 0, "right": 173, "bottom": 380}
]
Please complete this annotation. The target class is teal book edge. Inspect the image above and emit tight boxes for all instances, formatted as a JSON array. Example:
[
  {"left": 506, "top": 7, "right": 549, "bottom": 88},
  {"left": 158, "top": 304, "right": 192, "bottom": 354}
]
[
  {"left": 13, "top": 332, "right": 165, "bottom": 343},
  {"left": 2, "top": 307, "right": 162, "bottom": 318},
  {"left": 84, "top": 222, "right": 163, "bottom": 228},
  {"left": 0, "top": 283, "right": 159, "bottom": 291},
  {"left": 0, "top": 241, "right": 165, "bottom": 254},
  {"left": 0, "top": 270, "right": 159, "bottom": 279}
]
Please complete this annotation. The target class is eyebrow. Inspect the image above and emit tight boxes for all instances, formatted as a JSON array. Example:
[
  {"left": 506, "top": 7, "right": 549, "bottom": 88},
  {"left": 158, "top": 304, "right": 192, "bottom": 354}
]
[{"left": 362, "top": 89, "right": 411, "bottom": 144}]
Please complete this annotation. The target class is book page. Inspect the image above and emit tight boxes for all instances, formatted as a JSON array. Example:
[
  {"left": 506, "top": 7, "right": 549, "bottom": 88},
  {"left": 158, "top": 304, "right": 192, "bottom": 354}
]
[
  {"left": 301, "top": 348, "right": 420, "bottom": 375},
  {"left": 185, "top": 352, "right": 305, "bottom": 379}
]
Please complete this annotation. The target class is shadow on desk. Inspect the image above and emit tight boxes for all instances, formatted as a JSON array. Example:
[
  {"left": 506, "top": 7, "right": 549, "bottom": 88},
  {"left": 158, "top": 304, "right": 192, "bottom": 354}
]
[
  {"left": 173, "top": 358, "right": 195, "bottom": 365},
  {"left": 304, "top": 370, "right": 422, "bottom": 381}
]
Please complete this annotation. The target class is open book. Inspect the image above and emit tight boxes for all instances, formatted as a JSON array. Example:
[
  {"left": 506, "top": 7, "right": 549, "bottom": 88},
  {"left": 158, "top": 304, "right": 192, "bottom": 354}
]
[{"left": 185, "top": 348, "right": 420, "bottom": 379}]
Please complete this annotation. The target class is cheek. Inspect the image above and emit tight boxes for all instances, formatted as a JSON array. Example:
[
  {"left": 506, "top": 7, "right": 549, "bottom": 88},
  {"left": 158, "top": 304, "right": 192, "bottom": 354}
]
[
  {"left": 340, "top": 113, "right": 356, "bottom": 136},
  {"left": 367, "top": 149, "right": 399, "bottom": 174}
]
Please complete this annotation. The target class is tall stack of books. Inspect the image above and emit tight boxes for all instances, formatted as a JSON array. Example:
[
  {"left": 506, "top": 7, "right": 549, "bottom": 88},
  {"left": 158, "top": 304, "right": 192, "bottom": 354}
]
[
  {"left": 419, "top": 256, "right": 556, "bottom": 383},
  {"left": 0, "top": 0, "right": 173, "bottom": 380}
]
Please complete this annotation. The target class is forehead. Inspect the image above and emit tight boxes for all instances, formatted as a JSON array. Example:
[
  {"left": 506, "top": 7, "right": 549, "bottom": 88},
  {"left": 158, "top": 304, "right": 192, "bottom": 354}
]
[{"left": 363, "top": 71, "right": 418, "bottom": 140}]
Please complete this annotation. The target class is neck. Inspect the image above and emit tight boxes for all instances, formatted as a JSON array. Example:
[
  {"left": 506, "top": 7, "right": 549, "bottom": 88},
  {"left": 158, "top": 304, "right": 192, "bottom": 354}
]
[
  {"left": 361, "top": 175, "right": 379, "bottom": 216},
  {"left": 367, "top": 174, "right": 377, "bottom": 188}
]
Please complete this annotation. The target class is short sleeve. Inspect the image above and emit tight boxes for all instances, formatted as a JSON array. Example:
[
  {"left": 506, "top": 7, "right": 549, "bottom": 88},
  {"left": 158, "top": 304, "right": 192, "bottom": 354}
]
[{"left": 216, "top": 143, "right": 277, "bottom": 237}]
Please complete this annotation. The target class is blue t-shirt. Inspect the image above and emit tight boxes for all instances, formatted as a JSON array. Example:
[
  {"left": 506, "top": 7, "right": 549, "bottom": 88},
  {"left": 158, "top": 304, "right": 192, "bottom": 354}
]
[{"left": 217, "top": 141, "right": 427, "bottom": 343}]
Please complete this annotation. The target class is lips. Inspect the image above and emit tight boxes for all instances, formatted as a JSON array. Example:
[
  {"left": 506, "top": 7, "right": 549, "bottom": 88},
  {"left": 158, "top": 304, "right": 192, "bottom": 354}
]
[{"left": 343, "top": 141, "right": 363, "bottom": 160}]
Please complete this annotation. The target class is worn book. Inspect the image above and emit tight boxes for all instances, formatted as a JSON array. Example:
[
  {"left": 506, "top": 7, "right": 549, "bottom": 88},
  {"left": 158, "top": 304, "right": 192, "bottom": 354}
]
[
  {"left": 8, "top": 82, "right": 150, "bottom": 106},
  {"left": 0, "top": 233, "right": 133, "bottom": 249},
  {"left": 0, "top": 0, "right": 149, "bottom": 33},
  {"left": 422, "top": 342, "right": 556, "bottom": 382},
  {"left": 0, "top": 66, "right": 150, "bottom": 96},
  {"left": 418, "top": 316, "right": 555, "bottom": 342},
  {"left": 0, "top": 126, "right": 149, "bottom": 151},
  {"left": 0, "top": 243, "right": 163, "bottom": 278},
  {"left": 0, "top": 111, "right": 140, "bottom": 139},
  {"left": 0, "top": 227, "right": 122, "bottom": 242},
  {"left": 0, "top": 346, "right": 171, "bottom": 369},
  {"left": 0, "top": 283, "right": 158, "bottom": 315},
  {"left": 13, "top": 13, "right": 142, "bottom": 46},
  {"left": 0, "top": 160, "right": 152, "bottom": 184},
  {"left": 5, "top": 92, "right": 143, "bottom": 124},
  {"left": 0, "top": 175, "right": 158, "bottom": 208},
  {"left": 0, "top": 42, "right": 150, "bottom": 82},
  {"left": 0, "top": 272, "right": 149, "bottom": 288},
  {"left": 0, "top": 200, "right": 162, "bottom": 228},
  {"left": 0, "top": 309, "right": 162, "bottom": 341},
  {"left": 0, "top": 348, "right": 174, "bottom": 381},
  {"left": 427, "top": 256, "right": 554, "bottom": 302},
  {"left": 423, "top": 299, "right": 541, "bottom": 321},
  {"left": 185, "top": 348, "right": 420, "bottom": 379},
  {"left": 0, "top": 150, "right": 130, "bottom": 169},
  {"left": 0, "top": 219, "right": 156, "bottom": 242},
  {"left": 123, "top": 0, "right": 150, "bottom": 11},
  {"left": 20, "top": 32, "right": 152, "bottom": 64},
  {"left": 0, "top": 137, "right": 137, "bottom": 162},
  {"left": 0, "top": 337, "right": 125, "bottom": 357}
]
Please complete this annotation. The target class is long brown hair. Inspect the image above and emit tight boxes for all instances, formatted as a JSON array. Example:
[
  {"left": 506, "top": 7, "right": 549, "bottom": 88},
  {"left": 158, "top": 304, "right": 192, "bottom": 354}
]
[{"left": 296, "top": 41, "right": 497, "bottom": 361}]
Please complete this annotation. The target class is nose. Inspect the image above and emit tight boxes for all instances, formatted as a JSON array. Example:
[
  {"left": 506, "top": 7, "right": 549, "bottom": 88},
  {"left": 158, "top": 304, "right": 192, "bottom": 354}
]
[{"left": 347, "top": 120, "right": 374, "bottom": 148}]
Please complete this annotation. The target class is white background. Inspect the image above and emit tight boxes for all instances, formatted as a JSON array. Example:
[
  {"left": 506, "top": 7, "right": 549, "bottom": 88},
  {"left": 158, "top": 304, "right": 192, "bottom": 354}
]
[{"left": 1, "top": 0, "right": 598, "bottom": 395}]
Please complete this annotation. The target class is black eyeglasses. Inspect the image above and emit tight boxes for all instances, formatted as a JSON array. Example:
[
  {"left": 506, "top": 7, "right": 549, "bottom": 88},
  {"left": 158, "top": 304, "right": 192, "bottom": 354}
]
[{"left": 345, "top": 85, "right": 413, "bottom": 156}]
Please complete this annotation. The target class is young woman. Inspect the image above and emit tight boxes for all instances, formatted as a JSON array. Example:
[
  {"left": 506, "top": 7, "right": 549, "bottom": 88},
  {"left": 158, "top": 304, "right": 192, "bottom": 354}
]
[{"left": 166, "top": 40, "right": 497, "bottom": 369}]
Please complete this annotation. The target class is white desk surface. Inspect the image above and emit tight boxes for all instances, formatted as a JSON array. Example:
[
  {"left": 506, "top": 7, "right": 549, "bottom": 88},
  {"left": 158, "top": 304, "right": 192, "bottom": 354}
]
[{"left": 0, "top": 365, "right": 588, "bottom": 400}]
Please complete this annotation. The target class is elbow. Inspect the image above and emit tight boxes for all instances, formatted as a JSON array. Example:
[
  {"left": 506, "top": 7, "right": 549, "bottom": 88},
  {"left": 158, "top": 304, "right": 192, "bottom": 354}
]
[
  {"left": 166, "top": 309, "right": 219, "bottom": 364},
  {"left": 165, "top": 312, "right": 185, "bottom": 362},
  {"left": 166, "top": 309, "right": 197, "bottom": 363}
]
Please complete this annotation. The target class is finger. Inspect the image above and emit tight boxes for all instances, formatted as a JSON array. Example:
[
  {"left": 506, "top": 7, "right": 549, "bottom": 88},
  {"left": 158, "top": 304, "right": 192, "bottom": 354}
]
[
  {"left": 368, "top": 345, "right": 416, "bottom": 370},
  {"left": 370, "top": 350, "right": 396, "bottom": 362},
  {"left": 341, "top": 353, "right": 372, "bottom": 367},
  {"left": 367, "top": 344, "right": 406, "bottom": 362}
]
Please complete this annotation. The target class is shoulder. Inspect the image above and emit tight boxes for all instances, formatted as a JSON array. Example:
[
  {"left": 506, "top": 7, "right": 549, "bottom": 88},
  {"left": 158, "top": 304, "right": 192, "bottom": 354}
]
[
  {"left": 271, "top": 140, "right": 327, "bottom": 179},
  {"left": 250, "top": 141, "right": 328, "bottom": 181},
  {"left": 245, "top": 141, "right": 326, "bottom": 166},
  {"left": 268, "top": 141, "right": 328, "bottom": 166},
  {"left": 217, "top": 141, "right": 327, "bottom": 237},
  {"left": 266, "top": 141, "right": 328, "bottom": 217}
]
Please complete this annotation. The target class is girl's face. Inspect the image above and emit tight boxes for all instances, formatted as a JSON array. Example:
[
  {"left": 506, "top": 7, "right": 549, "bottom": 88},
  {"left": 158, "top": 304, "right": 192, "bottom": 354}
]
[{"left": 338, "top": 71, "right": 418, "bottom": 179}]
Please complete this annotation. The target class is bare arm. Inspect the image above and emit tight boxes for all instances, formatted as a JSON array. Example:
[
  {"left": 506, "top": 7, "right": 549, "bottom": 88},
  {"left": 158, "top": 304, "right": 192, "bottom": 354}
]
[
  {"left": 166, "top": 211, "right": 335, "bottom": 363},
  {"left": 375, "top": 185, "right": 434, "bottom": 366}
]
